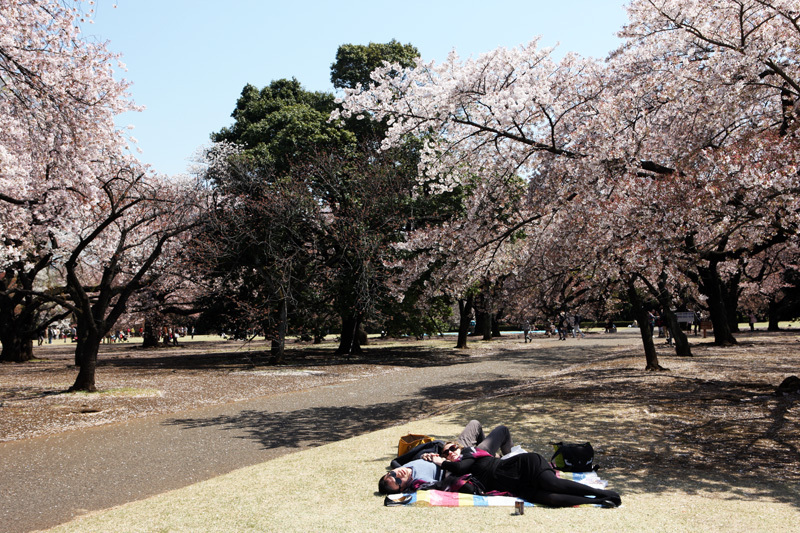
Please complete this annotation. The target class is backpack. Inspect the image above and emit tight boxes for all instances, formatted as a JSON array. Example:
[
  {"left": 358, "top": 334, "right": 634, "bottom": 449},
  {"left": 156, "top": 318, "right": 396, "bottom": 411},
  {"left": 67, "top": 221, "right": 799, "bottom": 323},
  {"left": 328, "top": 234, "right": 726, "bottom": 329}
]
[{"left": 550, "top": 441, "right": 597, "bottom": 472}]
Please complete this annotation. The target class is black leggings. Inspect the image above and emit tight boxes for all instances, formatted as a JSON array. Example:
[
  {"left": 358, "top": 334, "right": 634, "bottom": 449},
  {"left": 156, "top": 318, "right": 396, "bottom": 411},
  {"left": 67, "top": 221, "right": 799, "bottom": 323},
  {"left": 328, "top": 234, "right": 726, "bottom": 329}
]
[{"left": 517, "top": 470, "right": 620, "bottom": 507}]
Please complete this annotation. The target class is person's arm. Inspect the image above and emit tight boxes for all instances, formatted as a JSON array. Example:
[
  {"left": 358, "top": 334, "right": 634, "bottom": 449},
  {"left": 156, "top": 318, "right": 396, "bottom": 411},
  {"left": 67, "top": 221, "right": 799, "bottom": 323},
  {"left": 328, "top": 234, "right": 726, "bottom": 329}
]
[
  {"left": 391, "top": 441, "right": 443, "bottom": 468},
  {"left": 441, "top": 456, "right": 475, "bottom": 475}
]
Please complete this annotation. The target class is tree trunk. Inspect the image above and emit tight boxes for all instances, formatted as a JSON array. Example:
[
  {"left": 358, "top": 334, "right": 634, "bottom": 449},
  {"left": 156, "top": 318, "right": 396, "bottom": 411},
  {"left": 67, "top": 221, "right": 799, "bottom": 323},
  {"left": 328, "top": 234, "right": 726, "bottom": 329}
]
[
  {"left": 74, "top": 321, "right": 89, "bottom": 366},
  {"left": 668, "top": 311, "right": 692, "bottom": 357},
  {"left": 0, "top": 330, "right": 35, "bottom": 363},
  {"left": 141, "top": 317, "right": 160, "bottom": 348},
  {"left": 767, "top": 298, "right": 782, "bottom": 331},
  {"left": 336, "top": 313, "right": 362, "bottom": 355},
  {"left": 473, "top": 310, "right": 488, "bottom": 337},
  {"left": 698, "top": 263, "right": 738, "bottom": 346},
  {"left": 628, "top": 282, "right": 666, "bottom": 371},
  {"left": 70, "top": 330, "right": 100, "bottom": 392},
  {"left": 456, "top": 294, "right": 474, "bottom": 349},
  {"left": 656, "top": 274, "right": 692, "bottom": 357},
  {"left": 481, "top": 312, "right": 493, "bottom": 341},
  {"left": 491, "top": 313, "right": 501, "bottom": 338},
  {"left": 0, "top": 259, "right": 52, "bottom": 363},
  {"left": 270, "top": 297, "right": 287, "bottom": 363},
  {"left": 722, "top": 270, "right": 741, "bottom": 333}
]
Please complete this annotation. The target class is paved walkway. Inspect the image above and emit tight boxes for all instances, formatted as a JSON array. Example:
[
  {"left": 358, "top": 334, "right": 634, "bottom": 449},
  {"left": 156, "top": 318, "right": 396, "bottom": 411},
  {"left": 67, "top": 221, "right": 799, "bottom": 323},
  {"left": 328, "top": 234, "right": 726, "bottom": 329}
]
[{"left": 1, "top": 334, "right": 639, "bottom": 532}]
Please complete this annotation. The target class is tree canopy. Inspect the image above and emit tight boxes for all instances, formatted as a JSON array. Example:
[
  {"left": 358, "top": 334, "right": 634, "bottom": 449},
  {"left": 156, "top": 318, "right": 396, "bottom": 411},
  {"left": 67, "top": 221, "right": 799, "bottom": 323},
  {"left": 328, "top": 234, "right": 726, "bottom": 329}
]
[{"left": 331, "top": 39, "right": 419, "bottom": 90}]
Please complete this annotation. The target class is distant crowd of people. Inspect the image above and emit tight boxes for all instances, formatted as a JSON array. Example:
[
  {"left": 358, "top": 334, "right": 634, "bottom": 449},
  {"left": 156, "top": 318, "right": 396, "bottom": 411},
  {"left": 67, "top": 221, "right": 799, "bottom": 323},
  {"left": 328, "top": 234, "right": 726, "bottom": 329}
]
[
  {"left": 516, "top": 306, "right": 741, "bottom": 344},
  {"left": 37, "top": 326, "right": 79, "bottom": 345},
  {"left": 520, "top": 313, "right": 586, "bottom": 342},
  {"left": 37, "top": 325, "right": 196, "bottom": 345}
]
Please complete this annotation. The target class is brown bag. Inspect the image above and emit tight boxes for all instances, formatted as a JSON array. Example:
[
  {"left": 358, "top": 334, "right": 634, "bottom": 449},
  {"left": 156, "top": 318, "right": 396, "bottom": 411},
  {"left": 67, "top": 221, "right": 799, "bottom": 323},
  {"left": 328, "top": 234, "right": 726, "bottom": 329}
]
[{"left": 397, "top": 434, "right": 435, "bottom": 456}]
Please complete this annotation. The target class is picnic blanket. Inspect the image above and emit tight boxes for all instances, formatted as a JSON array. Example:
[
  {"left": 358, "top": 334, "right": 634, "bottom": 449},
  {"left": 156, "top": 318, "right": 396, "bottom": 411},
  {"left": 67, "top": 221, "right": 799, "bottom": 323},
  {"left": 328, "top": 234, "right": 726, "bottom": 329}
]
[{"left": 384, "top": 471, "right": 607, "bottom": 507}]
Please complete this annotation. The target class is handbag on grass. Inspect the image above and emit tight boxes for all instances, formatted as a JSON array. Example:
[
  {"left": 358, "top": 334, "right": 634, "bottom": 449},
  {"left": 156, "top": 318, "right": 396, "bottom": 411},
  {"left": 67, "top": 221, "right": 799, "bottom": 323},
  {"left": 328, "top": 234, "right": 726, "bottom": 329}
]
[
  {"left": 550, "top": 441, "right": 597, "bottom": 472},
  {"left": 397, "top": 434, "right": 435, "bottom": 456}
]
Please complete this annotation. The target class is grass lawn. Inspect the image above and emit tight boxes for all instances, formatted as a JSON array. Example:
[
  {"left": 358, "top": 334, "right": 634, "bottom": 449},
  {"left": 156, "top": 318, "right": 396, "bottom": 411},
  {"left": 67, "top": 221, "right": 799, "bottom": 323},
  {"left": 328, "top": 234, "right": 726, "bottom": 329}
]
[{"left": 48, "top": 397, "right": 800, "bottom": 532}]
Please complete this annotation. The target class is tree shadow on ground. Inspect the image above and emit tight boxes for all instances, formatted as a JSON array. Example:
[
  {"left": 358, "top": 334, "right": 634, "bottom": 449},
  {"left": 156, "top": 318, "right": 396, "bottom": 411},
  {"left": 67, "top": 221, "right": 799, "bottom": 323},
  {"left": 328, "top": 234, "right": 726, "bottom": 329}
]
[
  {"left": 163, "top": 378, "right": 522, "bottom": 450},
  {"left": 436, "top": 388, "right": 800, "bottom": 510},
  {"left": 84, "top": 343, "right": 477, "bottom": 372}
]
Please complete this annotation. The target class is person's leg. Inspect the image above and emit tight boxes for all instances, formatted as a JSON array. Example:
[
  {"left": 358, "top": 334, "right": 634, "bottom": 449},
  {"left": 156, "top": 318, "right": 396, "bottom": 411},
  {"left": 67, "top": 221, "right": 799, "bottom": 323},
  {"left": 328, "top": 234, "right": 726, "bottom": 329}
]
[
  {"left": 457, "top": 420, "right": 485, "bottom": 448},
  {"left": 519, "top": 488, "right": 618, "bottom": 507},
  {"left": 476, "top": 425, "right": 514, "bottom": 456},
  {"left": 533, "top": 470, "right": 621, "bottom": 505}
]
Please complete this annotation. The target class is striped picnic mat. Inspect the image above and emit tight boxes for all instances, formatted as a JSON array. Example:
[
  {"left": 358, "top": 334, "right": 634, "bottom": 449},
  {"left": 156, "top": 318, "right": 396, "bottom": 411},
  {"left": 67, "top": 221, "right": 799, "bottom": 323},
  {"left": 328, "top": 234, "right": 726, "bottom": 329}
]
[{"left": 384, "top": 471, "right": 607, "bottom": 507}]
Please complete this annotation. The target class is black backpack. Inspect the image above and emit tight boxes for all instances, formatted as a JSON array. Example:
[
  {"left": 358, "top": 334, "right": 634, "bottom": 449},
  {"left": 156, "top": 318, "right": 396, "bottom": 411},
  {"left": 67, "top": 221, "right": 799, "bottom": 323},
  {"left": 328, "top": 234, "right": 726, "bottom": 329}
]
[{"left": 550, "top": 442, "right": 597, "bottom": 472}]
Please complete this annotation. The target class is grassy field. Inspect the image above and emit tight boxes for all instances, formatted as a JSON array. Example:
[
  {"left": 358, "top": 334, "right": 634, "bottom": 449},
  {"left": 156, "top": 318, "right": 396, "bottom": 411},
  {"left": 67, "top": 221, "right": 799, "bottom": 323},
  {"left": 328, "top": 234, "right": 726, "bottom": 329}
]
[{"left": 46, "top": 401, "right": 800, "bottom": 533}]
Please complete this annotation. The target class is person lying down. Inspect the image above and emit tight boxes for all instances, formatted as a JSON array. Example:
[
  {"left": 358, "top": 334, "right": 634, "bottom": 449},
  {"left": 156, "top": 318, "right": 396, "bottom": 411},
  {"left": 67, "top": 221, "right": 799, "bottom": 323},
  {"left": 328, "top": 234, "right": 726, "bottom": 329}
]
[{"left": 379, "top": 420, "right": 621, "bottom": 508}]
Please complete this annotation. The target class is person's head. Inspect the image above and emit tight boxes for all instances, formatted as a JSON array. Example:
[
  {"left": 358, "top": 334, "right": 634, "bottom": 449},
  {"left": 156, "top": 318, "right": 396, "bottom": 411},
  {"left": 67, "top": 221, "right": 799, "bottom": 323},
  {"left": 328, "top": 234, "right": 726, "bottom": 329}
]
[
  {"left": 379, "top": 467, "right": 412, "bottom": 494},
  {"left": 440, "top": 441, "right": 461, "bottom": 462}
]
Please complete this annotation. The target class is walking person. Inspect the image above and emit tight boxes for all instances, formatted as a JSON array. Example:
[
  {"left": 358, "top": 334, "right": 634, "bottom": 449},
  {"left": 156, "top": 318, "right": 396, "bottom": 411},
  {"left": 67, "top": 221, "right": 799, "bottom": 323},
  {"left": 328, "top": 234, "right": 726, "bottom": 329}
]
[
  {"left": 572, "top": 314, "right": 585, "bottom": 339},
  {"left": 557, "top": 313, "right": 568, "bottom": 340}
]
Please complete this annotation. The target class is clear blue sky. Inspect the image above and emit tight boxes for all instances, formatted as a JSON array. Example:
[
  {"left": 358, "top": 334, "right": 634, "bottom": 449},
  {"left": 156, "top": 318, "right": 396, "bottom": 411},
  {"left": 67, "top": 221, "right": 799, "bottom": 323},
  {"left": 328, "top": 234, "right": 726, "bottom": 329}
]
[{"left": 86, "top": 0, "right": 629, "bottom": 176}]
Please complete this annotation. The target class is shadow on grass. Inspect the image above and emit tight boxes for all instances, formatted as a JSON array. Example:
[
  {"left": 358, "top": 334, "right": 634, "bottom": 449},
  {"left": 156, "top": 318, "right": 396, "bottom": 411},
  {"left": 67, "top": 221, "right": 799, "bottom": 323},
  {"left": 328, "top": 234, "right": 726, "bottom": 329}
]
[
  {"left": 465, "top": 359, "right": 800, "bottom": 502},
  {"left": 436, "top": 393, "right": 800, "bottom": 510},
  {"left": 163, "top": 378, "right": 522, "bottom": 450}
]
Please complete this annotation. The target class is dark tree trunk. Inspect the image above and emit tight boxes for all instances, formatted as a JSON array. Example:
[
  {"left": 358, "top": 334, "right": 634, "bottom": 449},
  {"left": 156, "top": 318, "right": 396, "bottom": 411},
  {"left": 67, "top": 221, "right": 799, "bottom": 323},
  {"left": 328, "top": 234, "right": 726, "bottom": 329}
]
[
  {"left": 336, "top": 313, "right": 362, "bottom": 355},
  {"left": 0, "top": 257, "right": 53, "bottom": 363},
  {"left": 74, "top": 321, "right": 89, "bottom": 366},
  {"left": 270, "top": 297, "right": 287, "bottom": 363},
  {"left": 628, "top": 281, "right": 666, "bottom": 371},
  {"left": 698, "top": 262, "right": 738, "bottom": 346},
  {"left": 767, "top": 298, "right": 782, "bottom": 331},
  {"left": 473, "top": 310, "right": 488, "bottom": 337},
  {"left": 0, "top": 330, "right": 34, "bottom": 362},
  {"left": 70, "top": 330, "right": 101, "bottom": 392},
  {"left": 491, "top": 313, "right": 501, "bottom": 338},
  {"left": 481, "top": 312, "right": 493, "bottom": 341},
  {"left": 768, "top": 315, "right": 781, "bottom": 331},
  {"left": 656, "top": 274, "right": 692, "bottom": 357},
  {"left": 667, "top": 310, "right": 692, "bottom": 357},
  {"left": 141, "top": 317, "right": 160, "bottom": 348},
  {"left": 722, "top": 270, "right": 741, "bottom": 333},
  {"left": 456, "top": 293, "right": 475, "bottom": 349},
  {"left": 21, "top": 337, "right": 33, "bottom": 361}
]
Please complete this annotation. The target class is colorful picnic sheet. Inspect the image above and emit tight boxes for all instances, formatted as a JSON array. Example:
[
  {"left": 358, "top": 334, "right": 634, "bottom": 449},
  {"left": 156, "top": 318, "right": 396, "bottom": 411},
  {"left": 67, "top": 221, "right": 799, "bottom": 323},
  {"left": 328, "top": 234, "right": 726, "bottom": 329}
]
[{"left": 384, "top": 471, "right": 607, "bottom": 507}]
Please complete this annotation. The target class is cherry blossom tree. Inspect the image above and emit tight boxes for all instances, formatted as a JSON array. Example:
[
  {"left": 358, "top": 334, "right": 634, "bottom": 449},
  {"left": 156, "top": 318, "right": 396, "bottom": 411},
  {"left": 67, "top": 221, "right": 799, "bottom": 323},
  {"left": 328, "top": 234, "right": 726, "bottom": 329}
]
[
  {"left": 337, "top": 0, "right": 800, "bottom": 363},
  {"left": 0, "top": 0, "right": 137, "bottom": 246},
  {"left": 0, "top": 0, "right": 139, "bottom": 362},
  {"left": 598, "top": 0, "right": 800, "bottom": 345},
  {"left": 0, "top": 2, "right": 211, "bottom": 391},
  {"left": 58, "top": 161, "right": 203, "bottom": 391}
]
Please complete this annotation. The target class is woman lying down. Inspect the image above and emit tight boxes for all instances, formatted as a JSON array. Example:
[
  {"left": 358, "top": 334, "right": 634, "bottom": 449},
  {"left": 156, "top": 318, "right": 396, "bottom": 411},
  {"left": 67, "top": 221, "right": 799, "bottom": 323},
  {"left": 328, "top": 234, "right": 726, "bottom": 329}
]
[{"left": 378, "top": 422, "right": 621, "bottom": 508}]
